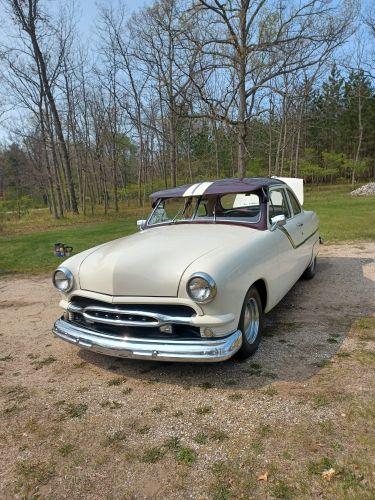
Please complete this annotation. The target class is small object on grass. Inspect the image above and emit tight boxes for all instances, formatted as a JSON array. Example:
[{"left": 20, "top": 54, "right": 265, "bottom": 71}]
[
  {"left": 54, "top": 243, "right": 73, "bottom": 257},
  {"left": 257, "top": 472, "right": 268, "bottom": 481},
  {"left": 322, "top": 468, "right": 336, "bottom": 481}
]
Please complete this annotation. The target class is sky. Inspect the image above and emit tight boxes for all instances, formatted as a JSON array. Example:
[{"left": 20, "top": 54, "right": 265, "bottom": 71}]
[{"left": 75, "top": 0, "right": 152, "bottom": 39}]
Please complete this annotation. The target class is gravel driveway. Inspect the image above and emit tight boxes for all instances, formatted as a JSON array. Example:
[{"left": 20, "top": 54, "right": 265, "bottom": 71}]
[{"left": 0, "top": 243, "right": 374, "bottom": 499}]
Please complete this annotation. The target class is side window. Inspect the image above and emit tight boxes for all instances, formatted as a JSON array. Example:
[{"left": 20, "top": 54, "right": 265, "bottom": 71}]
[
  {"left": 269, "top": 189, "right": 291, "bottom": 221},
  {"left": 288, "top": 190, "right": 302, "bottom": 216},
  {"left": 196, "top": 200, "right": 208, "bottom": 217}
]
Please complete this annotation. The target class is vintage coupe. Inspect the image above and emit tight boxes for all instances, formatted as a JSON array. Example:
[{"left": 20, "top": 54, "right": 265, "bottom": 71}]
[{"left": 52, "top": 177, "right": 319, "bottom": 362}]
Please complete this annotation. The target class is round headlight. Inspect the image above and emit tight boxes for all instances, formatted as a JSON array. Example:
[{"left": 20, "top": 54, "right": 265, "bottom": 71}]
[
  {"left": 53, "top": 267, "right": 74, "bottom": 293},
  {"left": 186, "top": 272, "right": 217, "bottom": 304}
]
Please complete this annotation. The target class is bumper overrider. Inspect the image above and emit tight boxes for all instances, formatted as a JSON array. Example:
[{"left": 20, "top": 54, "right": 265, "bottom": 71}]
[{"left": 53, "top": 318, "right": 242, "bottom": 362}]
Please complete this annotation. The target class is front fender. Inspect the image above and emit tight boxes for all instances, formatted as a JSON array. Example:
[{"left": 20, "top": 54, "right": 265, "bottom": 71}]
[{"left": 178, "top": 235, "right": 276, "bottom": 326}]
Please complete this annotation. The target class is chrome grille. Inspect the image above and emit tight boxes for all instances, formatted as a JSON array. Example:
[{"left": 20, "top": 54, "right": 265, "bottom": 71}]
[{"left": 68, "top": 300, "right": 196, "bottom": 328}]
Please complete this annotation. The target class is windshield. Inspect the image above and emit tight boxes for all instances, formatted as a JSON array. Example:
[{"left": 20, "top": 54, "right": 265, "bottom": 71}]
[{"left": 147, "top": 192, "right": 261, "bottom": 226}]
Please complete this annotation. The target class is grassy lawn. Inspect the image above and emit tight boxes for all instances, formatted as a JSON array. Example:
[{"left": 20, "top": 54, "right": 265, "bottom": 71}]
[
  {"left": 304, "top": 184, "right": 375, "bottom": 242},
  {"left": 0, "top": 184, "right": 374, "bottom": 275},
  {"left": 0, "top": 219, "right": 138, "bottom": 275}
]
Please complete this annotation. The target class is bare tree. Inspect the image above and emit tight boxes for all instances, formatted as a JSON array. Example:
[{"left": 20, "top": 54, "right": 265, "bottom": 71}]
[
  {"left": 5, "top": 0, "right": 79, "bottom": 213},
  {"left": 188, "top": 0, "right": 357, "bottom": 175}
]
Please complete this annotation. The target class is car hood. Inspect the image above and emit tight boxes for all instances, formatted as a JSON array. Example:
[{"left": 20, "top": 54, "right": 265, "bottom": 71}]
[{"left": 78, "top": 223, "right": 260, "bottom": 297}]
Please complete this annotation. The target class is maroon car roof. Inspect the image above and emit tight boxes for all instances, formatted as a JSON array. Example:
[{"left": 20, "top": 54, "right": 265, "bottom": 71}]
[{"left": 150, "top": 177, "right": 284, "bottom": 200}]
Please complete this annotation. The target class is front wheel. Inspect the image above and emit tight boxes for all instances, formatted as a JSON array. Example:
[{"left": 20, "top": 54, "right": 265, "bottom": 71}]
[{"left": 235, "top": 286, "right": 263, "bottom": 360}]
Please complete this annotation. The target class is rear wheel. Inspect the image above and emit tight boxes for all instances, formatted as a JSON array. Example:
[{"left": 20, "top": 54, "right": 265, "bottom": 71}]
[
  {"left": 235, "top": 286, "right": 263, "bottom": 360},
  {"left": 302, "top": 257, "right": 316, "bottom": 280}
]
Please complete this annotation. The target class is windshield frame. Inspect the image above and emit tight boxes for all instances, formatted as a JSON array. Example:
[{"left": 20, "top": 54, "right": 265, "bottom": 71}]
[{"left": 146, "top": 192, "right": 263, "bottom": 228}]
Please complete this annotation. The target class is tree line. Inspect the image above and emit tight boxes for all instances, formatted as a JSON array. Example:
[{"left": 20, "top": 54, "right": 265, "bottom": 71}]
[{"left": 0, "top": 0, "right": 374, "bottom": 218}]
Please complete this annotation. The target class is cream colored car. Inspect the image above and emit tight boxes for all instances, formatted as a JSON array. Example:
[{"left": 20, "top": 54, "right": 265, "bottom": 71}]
[{"left": 52, "top": 177, "right": 320, "bottom": 362}]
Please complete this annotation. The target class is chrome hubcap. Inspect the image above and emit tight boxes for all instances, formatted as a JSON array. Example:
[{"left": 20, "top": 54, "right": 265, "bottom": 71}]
[{"left": 243, "top": 297, "right": 259, "bottom": 343}]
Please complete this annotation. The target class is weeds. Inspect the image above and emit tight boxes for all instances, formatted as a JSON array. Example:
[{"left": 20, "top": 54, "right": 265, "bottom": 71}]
[
  {"left": 315, "top": 359, "right": 330, "bottom": 368},
  {"left": 6, "top": 385, "right": 30, "bottom": 403},
  {"left": 318, "top": 420, "right": 334, "bottom": 433},
  {"left": 3, "top": 405, "right": 19, "bottom": 416},
  {"left": 194, "top": 431, "right": 208, "bottom": 444},
  {"left": 263, "top": 386, "right": 278, "bottom": 397},
  {"left": 142, "top": 446, "right": 165, "bottom": 463},
  {"left": 31, "top": 355, "right": 57, "bottom": 370},
  {"left": 164, "top": 436, "right": 180, "bottom": 450},
  {"left": 16, "top": 461, "right": 54, "bottom": 490},
  {"left": 211, "top": 430, "right": 228, "bottom": 442},
  {"left": 58, "top": 443, "right": 74, "bottom": 456},
  {"left": 65, "top": 403, "right": 88, "bottom": 418},
  {"left": 151, "top": 403, "right": 166, "bottom": 413},
  {"left": 107, "top": 377, "right": 126, "bottom": 386},
  {"left": 228, "top": 393, "right": 243, "bottom": 401},
  {"left": 100, "top": 400, "right": 123, "bottom": 410},
  {"left": 196, "top": 405, "right": 212, "bottom": 415},
  {"left": 272, "top": 480, "right": 294, "bottom": 499},
  {"left": 73, "top": 361, "right": 87, "bottom": 368},
  {"left": 104, "top": 430, "right": 127, "bottom": 446},
  {"left": 0, "top": 355, "right": 13, "bottom": 361},
  {"left": 313, "top": 394, "right": 330, "bottom": 408},
  {"left": 337, "top": 352, "right": 350, "bottom": 358},
  {"left": 327, "top": 337, "right": 338, "bottom": 344},
  {"left": 175, "top": 446, "right": 197, "bottom": 466},
  {"left": 138, "top": 425, "right": 150, "bottom": 435},
  {"left": 245, "top": 362, "right": 262, "bottom": 376},
  {"left": 251, "top": 440, "right": 263, "bottom": 455},
  {"left": 76, "top": 386, "right": 89, "bottom": 394},
  {"left": 308, "top": 456, "right": 337, "bottom": 475},
  {"left": 259, "top": 423, "right": 272, "bottom": 437}
]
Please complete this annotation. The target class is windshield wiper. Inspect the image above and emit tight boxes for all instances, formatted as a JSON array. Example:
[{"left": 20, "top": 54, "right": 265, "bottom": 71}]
[{"left": 172, "top": 199, "right": 192, "bottom": 223}]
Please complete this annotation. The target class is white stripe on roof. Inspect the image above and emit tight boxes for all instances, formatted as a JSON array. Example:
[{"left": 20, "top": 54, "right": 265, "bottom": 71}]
[
  {"left": 183, "top": 181, "right": 213, "bottom": 197},
  {"left": 183, "top": 183, "right": 201, "bottom": 197},
  {"left": 193, "top": 181, "right": 213, "bottom": 195}
]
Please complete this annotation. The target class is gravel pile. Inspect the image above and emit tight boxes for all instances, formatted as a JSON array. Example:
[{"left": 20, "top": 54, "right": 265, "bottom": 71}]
[{"left": 350, "top": 182, "right": 375, "bottom": 196}]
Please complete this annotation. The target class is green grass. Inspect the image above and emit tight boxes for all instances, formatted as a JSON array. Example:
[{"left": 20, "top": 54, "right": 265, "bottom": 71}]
[
  {"left": 304, "top": 184, "right": 375, "bottom": 242},
  {"left": 175, "top": 446, "right": 197, "bottom": 466},
  {"left": 0, "top": 218, "right": 137, "bottom": 275},
  {"left": 0, "top": 184, "right": 374, "bottom": 275}
]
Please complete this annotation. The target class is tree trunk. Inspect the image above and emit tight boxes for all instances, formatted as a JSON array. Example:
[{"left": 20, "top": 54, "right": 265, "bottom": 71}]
[{"left": 25, "top": 15, "right": 79, "bottom": 213}]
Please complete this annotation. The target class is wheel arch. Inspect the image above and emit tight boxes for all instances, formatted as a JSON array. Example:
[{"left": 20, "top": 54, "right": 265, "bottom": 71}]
[{"left": 252, "top": 278, "right": 268, "bottom": 312}]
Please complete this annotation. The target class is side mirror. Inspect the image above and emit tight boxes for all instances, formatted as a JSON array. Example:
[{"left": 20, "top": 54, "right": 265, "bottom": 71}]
[
  {"left": 270, "top": 214, "right": 286, "bottom": 231},
  {"left": 137, "top": 219, "right": 146, "bottom": 231}
]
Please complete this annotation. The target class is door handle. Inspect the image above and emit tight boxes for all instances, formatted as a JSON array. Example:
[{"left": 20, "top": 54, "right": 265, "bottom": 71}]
[{"left": 297, "top": 223, "right": 304, "bottom": 227}]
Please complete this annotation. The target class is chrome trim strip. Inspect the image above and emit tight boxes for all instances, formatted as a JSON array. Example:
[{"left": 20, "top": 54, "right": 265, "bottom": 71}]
[
  {"left": 53, "top": 318, "right": 242, "bottom": 363},
  {"left": 67, "top": 303, "right": 83, "bottom": 313},
  {"left": 279, "top": 227, "right": 319, "bottom": 249},
  {"left": 67, "top": 303, "right": 196, "bottom": 328}
]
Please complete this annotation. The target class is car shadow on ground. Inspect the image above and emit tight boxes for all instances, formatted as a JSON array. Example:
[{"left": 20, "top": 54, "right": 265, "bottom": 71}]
[{"left": 79, "top": 254, "right": 374, "bottom": 390}]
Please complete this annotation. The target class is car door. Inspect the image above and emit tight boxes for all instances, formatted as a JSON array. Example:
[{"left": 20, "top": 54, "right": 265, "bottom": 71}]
[
  {"left": 284, "top": 188, "right": 308, "bottom": 262},
  {"left": 269, "top": 187, "right": 305, "bottom": 296}
]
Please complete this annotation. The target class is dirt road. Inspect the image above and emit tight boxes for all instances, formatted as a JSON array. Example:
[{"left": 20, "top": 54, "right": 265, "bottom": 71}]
[{"left": 0, "top": 243, "right": 374, "bottom": 499}]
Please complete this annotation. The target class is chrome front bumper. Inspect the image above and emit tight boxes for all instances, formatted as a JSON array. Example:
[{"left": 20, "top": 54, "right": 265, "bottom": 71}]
[{"left": 53, "top": 318, "right": 242, "bottom": 362}]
